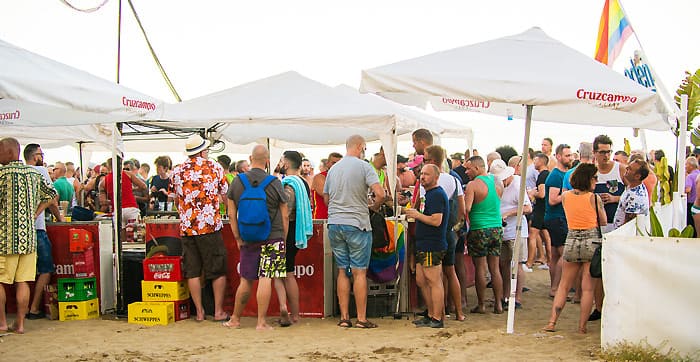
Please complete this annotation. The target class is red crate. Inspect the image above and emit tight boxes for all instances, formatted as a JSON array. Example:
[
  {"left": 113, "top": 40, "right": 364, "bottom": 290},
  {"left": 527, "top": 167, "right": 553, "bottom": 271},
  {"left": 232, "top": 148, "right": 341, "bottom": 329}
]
[
  {"left": 143, "top": 256, "right": 183, "bottom": 282},
  {"left": 69, "top": 228, "right": 93, "bottom": 252},
  {"left": 72, "top": 246, "right": 95, "bottom": 278},
  {"left": 173, "top": 299, "right": 191, "bottom": 321}
]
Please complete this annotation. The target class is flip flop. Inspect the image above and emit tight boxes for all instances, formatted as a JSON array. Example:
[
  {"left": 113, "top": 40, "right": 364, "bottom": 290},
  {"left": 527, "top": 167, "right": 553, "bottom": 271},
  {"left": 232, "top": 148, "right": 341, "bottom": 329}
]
[
  {"left": 542, "top": 322, "right": 556, "bottom": 332},
  {"left": 355, "top": 320, "right": 378, "bottom": 329},
  {"left": 337, "top": 319, "right": 352, "bottom": 328},
  {"left": 213, "top": 314, "right": 231, "bottom": 322},
  {"left": 279, "top": 311, "right": 292, "bottom": 327},
  {"left": 222, "top": 319, "right": 240, "bottom": 329},
  {"left": 470, "top": 306, "right": 486, "bottom": 314}
]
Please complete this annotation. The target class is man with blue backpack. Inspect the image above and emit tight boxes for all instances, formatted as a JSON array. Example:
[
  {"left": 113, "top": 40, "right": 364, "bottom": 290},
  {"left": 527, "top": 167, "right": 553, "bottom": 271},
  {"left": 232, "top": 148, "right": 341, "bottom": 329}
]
[{"left": 226, "top": 145, "right": 288, "bottom": 330}]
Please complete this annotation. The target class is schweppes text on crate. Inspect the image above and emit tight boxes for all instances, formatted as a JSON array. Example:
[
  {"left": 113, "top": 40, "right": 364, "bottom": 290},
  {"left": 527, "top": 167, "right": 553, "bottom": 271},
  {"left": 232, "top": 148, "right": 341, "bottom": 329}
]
[
  {"left": 141, "top": 280, "right": 189, "bottom": 302},
  {"left": 128, "top": 302, "right": 174, "bottom": 326},
  {"left": 59, "top": 298, "right": 99, "bottom": 321}
]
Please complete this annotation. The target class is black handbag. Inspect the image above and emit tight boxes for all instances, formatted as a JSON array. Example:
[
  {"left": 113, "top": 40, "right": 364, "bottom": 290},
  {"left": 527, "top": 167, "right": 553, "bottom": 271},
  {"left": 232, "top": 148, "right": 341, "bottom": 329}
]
[
  {"left": 590, "top": 195, "right": 603, "bottom": 278},
  {"left": 369, "top": 206, "right": 390, "bottom": 249}
]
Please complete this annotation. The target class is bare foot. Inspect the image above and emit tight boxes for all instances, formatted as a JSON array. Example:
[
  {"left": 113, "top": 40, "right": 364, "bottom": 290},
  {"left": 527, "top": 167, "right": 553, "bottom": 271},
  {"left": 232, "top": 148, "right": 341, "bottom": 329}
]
[
  {"left": 493, "top": 307, "right": 504, "bottom": 314},
  {"left": 470, "top": 305, "right": 486, "bottom": 314},
  {"left": 8, "top": 323, "right": 24, "bottom": 334},
  {"left": 222, "top": 319, "right": 240, "bottom": 329},
  {"left": 578, "top": 326, "right": 587, "bottom": 334},
  {"left": 256, "top": 323, "right": 274, "bottom": 330},
  {"left": 542, "top": 322, "right": 556, "bottom": 332},
  {"left": 456, "top": 314, "right": 466, "bottom": 322}
]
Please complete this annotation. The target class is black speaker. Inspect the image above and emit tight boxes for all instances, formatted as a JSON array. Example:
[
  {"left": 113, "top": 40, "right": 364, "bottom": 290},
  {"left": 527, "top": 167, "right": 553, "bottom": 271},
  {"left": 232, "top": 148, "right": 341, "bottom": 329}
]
[{"left": 121, "top": 251, "right": 145, "bottom": 308}]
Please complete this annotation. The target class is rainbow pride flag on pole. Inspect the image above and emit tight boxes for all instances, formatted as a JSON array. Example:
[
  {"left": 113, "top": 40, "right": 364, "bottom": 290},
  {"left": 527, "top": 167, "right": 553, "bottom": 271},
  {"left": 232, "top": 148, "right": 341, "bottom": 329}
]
[{"left": 594, "top": 0, "right": 634, "bottom": 66}]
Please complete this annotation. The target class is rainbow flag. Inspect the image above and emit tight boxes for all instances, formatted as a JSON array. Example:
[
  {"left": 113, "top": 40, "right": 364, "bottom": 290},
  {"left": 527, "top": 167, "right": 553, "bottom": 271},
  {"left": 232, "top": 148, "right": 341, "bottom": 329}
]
[{"left": 594, "top": 0, "right": 634, "bottom": 66}]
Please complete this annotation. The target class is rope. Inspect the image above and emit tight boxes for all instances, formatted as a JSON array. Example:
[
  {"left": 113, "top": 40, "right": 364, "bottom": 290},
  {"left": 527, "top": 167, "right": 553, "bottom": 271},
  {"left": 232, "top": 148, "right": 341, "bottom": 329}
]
[
  {"left": 59, "top": 0, "right": 110, "bottom": 13},
  {"left": 126, "top": 0, "right": 182, "bottom": 102}
]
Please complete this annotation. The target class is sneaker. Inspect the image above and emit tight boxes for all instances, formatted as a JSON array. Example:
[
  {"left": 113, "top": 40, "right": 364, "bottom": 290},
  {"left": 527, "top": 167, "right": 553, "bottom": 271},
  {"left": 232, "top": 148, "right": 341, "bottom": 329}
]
[
  {"left": 537, "top": 264, "right": 550, "bottom": 270},
  {"left": 417, "top": 309, "right": 429, "bottom": 317},
  {"left": 26, "top": 311, "right": 46, "bottom": 320},
  {"left": 521, "top": 264, "right": 533, "bottom": 273},
  {"left": 412, "top": 316, "right": 431, "bottom": 326},
  {"left": 428, "top": 318, "right": 444, "bottom": 328},
  {"left": 588, "top": 309, "right": 601, "bottom": 321}
]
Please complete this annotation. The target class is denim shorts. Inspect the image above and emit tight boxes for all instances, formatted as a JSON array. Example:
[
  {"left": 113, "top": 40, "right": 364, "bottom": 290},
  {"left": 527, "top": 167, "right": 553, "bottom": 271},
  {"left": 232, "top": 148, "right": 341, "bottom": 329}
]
[
  {"left": 328, "top": 224, "right": 372, "bottom": 269},
  {"left": 36, "top": 230, "right": 55, "bottom": 274}
]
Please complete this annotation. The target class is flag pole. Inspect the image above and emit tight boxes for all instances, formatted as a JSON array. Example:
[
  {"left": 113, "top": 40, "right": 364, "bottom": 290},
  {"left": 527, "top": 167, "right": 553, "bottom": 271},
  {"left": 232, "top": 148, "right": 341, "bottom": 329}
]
[{"left": 617, "top": 0, "right": 679, "bottom": 119}]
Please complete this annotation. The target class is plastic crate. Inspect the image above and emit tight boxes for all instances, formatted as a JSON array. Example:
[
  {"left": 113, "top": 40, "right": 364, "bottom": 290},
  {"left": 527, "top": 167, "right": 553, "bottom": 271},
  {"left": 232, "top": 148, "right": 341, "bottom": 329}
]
[
  {"left": 59, "top": 298, "right": 99, "bottom": 321},
  {"left": 128, "top": 302, "right": 174, "bottom": 326},
  {"left": 72, "top": 247, "right": 95, "bottom": 278},
  {"left": 141, "top": 280, "right": 189, "bottom": 302},
  {"left": 58, "top": 277, "right": 97, "bottom": 302},
  {"left": 69, "top": 228, "right": 93, "bottom": 252},
  {"left": 143, "top": 256, "right": 184, "bottom": 282}
]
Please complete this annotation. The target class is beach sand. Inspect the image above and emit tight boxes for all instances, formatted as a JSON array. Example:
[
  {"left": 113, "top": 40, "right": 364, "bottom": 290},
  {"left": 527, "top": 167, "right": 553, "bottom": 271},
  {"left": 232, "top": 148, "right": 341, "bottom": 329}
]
[{"left": 1, "top": 269, "right": 601, "bottom": 361}]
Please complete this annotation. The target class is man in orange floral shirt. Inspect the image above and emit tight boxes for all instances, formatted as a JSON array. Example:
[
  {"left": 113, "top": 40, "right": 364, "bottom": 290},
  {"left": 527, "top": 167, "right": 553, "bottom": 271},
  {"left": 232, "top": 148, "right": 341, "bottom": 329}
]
[{"left": 171, "top": 135, "right": 229, "bottom": 322}]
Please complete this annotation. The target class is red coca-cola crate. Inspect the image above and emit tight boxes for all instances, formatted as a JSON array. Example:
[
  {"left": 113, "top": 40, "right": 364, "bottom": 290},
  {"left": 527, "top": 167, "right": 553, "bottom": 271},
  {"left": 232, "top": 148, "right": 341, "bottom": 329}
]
[
  {"left": 143, "top": 256, "right": 184, "bottom": 282},
  {"left": 72, "top": 246, "right": 95, "bottom": 278},
  {"left": 173, "top": 299, "right": 190, "bottom": 321},
  {"left": 69, "top": 228, "right": 93, "bottom": 252}
]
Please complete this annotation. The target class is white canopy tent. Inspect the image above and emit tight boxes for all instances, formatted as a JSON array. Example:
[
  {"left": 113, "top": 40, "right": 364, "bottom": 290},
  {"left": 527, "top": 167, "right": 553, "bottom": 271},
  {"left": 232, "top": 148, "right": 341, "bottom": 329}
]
[
  {"left": 360, "top": 27, "right": 671, "bottom": 333},
  {"left": 0, "top": 38, "right": 165, "bottom": 149},
  {"left": 150, "top": 71, "right": 474, "bottom": 196}
]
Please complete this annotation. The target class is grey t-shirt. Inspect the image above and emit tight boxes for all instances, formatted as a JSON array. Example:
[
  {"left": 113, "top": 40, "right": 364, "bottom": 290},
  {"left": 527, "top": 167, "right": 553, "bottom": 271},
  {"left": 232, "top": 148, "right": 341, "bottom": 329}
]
[
  {"left": 228, "top": 168, "right": 288, "bottom": 241},
  {"left": 324, "top": 156, "right": 380, "bottom": 230}
]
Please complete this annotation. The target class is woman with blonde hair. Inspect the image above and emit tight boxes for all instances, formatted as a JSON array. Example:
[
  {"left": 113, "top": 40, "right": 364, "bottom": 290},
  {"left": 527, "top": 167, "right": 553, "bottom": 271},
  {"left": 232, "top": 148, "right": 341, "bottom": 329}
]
[{"left": 543, "top": 163, "right": 606, "bottom": 334}]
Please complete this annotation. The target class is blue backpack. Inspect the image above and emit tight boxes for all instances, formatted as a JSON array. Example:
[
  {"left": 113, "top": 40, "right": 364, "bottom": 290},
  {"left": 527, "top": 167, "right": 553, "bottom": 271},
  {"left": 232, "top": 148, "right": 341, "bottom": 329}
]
[{"left": 237, "top": 174, "right": 276, "bottom": 242}]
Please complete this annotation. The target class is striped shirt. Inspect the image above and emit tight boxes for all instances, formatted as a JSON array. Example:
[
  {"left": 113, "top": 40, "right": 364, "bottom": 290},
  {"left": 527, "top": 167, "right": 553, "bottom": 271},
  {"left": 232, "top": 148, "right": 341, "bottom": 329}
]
[{"left": 0, "top": 160, "right": 57, "bottom": 254}]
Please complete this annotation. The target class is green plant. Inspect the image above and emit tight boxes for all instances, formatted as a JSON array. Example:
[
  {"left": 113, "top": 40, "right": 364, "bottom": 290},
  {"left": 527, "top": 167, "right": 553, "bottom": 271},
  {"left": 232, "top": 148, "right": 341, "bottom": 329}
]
[
  {"left": 643, "top": 207, "right": 695, "bottom": 237},
  {"left": 598, "top": 339, "right": 699, "bottom": 361},
  {"left": 651, "top": 157, "right": 671, "bottom": 205},
  {"left": 675, "top": 69, "right": 700, "bottom": 138}
]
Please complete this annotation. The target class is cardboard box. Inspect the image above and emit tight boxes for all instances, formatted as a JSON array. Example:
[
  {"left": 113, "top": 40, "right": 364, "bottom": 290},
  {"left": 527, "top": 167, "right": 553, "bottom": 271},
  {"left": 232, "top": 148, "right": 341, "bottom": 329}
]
[
  {"left": 69, "top": 228, "right": 93, "bottom": 252},
  {"left": 128, "top": 302, "right": 174, "bottom": 326},
  {"left": 141, "top": 280, "right": 189, "bottom": 302},
  {"left": 143, "top": 256, "right": 184, "bottom": 282},
  {"left": 58, "top": 277, "right": 97, "bottom": 302},
  {"left": 72, "top": 247, "right": 95, "bottom": 278},
  {"left": 59, "top": 298, "right": 99, "bottom": 321},
  {"left": 43, "top": 284, "right": 59, "bottom": 320}
]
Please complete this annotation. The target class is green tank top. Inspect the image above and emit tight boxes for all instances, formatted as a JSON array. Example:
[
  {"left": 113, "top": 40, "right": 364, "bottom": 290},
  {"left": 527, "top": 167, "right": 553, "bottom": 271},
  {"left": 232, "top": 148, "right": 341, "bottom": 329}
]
[{"left": 469, "top": 174, "right": 502, "bottom": 230}]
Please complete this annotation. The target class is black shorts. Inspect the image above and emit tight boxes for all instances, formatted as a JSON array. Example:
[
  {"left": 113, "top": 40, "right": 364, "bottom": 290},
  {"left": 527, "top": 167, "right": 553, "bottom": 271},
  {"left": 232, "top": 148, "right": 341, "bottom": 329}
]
[
  {"left": 544, "top": 218, "right": 568, "bottom": 247},
  {"left": 285, "top": 221, "right": 299, "bottom": 273},
  {"left": 441, "top": 230, "right": 458, "bottom": 266},
  {"left": 531, "top": 209, "right": 545, "bottom": 229},
  {"left": 182, "top": 231, "right": 228, "bottom": 280}
]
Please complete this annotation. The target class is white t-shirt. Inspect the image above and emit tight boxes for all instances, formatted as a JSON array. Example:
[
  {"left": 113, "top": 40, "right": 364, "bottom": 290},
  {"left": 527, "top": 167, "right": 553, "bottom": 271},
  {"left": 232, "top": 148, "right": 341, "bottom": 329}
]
[
  {"left": 501, "top": 175, "right": 530, "bottom": 240},
  {"left": 32, "top": 165, "right": 53, "bottom": 231},
  {"left": 419, "top": 173, "right": 464, "bottom": 200}
]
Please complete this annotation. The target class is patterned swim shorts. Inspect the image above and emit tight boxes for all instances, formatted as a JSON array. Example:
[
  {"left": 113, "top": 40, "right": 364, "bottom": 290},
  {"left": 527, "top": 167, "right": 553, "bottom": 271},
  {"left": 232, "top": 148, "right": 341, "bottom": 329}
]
[
  {"left": 240, "top": 239, "right": 287, "bottom": 280},
  {"left": 415, "top": 250, "right": 446, "bottom": 267},
  {"left": 466, "top": 227, "right": 503, "bottom": 257},
  {"left": 563, "top": 228, "right": 600, "bottom": 263}
]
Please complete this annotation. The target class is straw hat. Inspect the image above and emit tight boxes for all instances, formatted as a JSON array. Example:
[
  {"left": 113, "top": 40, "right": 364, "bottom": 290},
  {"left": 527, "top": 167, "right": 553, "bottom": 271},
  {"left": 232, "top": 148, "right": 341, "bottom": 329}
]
[
  {"left": 489, "top": 159, "right": 514, "bottom": 181},
  {"left": 185, "top": 134, "right": 209, "bottom": 156}
]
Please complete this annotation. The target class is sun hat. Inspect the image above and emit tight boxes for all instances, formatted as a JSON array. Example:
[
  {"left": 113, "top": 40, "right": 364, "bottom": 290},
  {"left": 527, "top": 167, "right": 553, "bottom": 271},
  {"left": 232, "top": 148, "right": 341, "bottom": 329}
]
[
  {"left": 185, "top": 134, "right": 209, "bottom": 156},
  {"left": 406, "top": 154, "right": 424, "bottom": 169},
  {"left": 489, "top": 159, "right": 514, "bottom": 181}
]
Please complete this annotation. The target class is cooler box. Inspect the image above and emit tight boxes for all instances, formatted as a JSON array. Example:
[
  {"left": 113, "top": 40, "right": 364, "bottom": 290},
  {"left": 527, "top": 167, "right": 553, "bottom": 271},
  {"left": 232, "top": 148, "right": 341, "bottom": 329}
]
[
  {"left": 128, "top": 302, "right": 174, "bottom": 326},
  {"left": 72, "top": 247, "right": 96, "bottom": 278},
  {"left": 141, "top": 280, "right": 189, "bottom": 302},
  {"left": 59, "top": 298, "right": 99, "bottom": 321},
  {"left": 69, "top": 228, "right": 93, "bottom": 252},
  {"left": 143, "top": 256, "right": 184, "bottom": 282},
  {"left": 58, "top": 277, "right": 97, "bottom": 302}
]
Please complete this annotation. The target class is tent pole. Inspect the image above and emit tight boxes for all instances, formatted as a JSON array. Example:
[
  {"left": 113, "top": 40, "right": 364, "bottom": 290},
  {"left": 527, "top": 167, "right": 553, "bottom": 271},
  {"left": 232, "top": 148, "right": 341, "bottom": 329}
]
[
  {"left": 507, "top": 105, "right": 532, "bottom": 334},
  {"left": 78, "top": 141, "right": 85, "bottom": 206}
]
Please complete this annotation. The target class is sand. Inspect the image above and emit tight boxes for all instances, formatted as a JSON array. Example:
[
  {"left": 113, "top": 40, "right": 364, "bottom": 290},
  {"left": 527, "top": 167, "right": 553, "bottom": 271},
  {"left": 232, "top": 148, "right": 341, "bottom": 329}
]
[{"left": 1, "top": 269, "right": 602, "bottom": 361}]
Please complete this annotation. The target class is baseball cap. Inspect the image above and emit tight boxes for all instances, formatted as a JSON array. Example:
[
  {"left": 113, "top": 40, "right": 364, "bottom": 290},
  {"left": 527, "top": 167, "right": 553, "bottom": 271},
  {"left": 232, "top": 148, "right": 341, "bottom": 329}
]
[
  {"left": 396, "top": 154, "right": 409, "bottom": 164},
  {"left": 489, "top": 159, "right": 515, "bottom": 181},
  {"left": 450, "top": 152, "right": 464, "bottom": 161}
]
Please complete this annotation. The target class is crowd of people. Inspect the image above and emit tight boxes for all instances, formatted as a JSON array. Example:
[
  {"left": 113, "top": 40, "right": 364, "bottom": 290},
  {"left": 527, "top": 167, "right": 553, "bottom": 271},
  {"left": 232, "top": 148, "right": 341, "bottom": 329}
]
[{"left": 0, "top": 129, "right": 696, "bottom": 334}]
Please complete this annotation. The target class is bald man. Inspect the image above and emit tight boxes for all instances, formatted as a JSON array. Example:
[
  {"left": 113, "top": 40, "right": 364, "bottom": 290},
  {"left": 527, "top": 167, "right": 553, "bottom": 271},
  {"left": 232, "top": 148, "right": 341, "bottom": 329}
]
[
  {"left": 0, "top": 137, "right": 57, "bottom": 334},
  {"left": 227, "top": 144, "right": 288, "bottom": 330}
]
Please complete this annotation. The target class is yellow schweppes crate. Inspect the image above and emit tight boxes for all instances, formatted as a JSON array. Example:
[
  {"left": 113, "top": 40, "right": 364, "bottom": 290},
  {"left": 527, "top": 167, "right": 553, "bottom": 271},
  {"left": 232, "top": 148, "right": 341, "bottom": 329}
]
[
  {"left": 141, "top": 280, "right": 189, "bottom": 302},
  {"left": 128, "top": 302, "right": 174, "bottom": 326},
  {"left": 59, "top": 298, "right": 99, "bottom": 321}
]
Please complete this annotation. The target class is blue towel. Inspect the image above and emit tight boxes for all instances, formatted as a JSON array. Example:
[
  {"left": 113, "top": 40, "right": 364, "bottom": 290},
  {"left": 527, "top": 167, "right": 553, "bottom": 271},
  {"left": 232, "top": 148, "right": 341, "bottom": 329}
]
[{"left": 282, "top": 175, "right": 313, "bottom": 249}]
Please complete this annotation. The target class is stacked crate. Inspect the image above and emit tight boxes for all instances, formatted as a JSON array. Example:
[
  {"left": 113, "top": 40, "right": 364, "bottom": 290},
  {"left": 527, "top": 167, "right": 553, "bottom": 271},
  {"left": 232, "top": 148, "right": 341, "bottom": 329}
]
[
  {"left": 57, "top": 229, "right": 99, "bottom": 321},
  {"left": 128, "top": 256, "right": 190, "bottom": 326}
]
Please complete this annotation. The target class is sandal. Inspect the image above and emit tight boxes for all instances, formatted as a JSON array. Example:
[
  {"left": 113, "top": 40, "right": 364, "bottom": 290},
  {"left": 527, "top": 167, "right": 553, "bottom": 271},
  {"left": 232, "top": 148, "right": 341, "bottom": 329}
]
[
  {"left": 355, "top": 320, "right": 378, "bottom": 329},
  {"left": 542, "top": 322, "right": 556, "bottom": 332},
  {"left": 279, "top": 311, "right": 292, "bottom": 327},
  {"left": 337, "top": 319, "right": 352, "bottom": 328}
]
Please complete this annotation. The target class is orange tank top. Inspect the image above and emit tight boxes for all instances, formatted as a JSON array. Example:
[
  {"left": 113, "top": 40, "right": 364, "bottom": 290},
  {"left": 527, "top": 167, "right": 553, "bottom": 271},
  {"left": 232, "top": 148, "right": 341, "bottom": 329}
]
[{"left": 563, "top": 191, "right": 597, "bottom": 230}]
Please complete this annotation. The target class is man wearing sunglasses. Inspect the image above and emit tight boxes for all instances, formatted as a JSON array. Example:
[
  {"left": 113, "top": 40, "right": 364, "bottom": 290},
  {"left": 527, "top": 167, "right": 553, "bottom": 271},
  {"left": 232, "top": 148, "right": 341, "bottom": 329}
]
[{"left": 592, "top": 135, "right": 626, "bottom": 232}]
